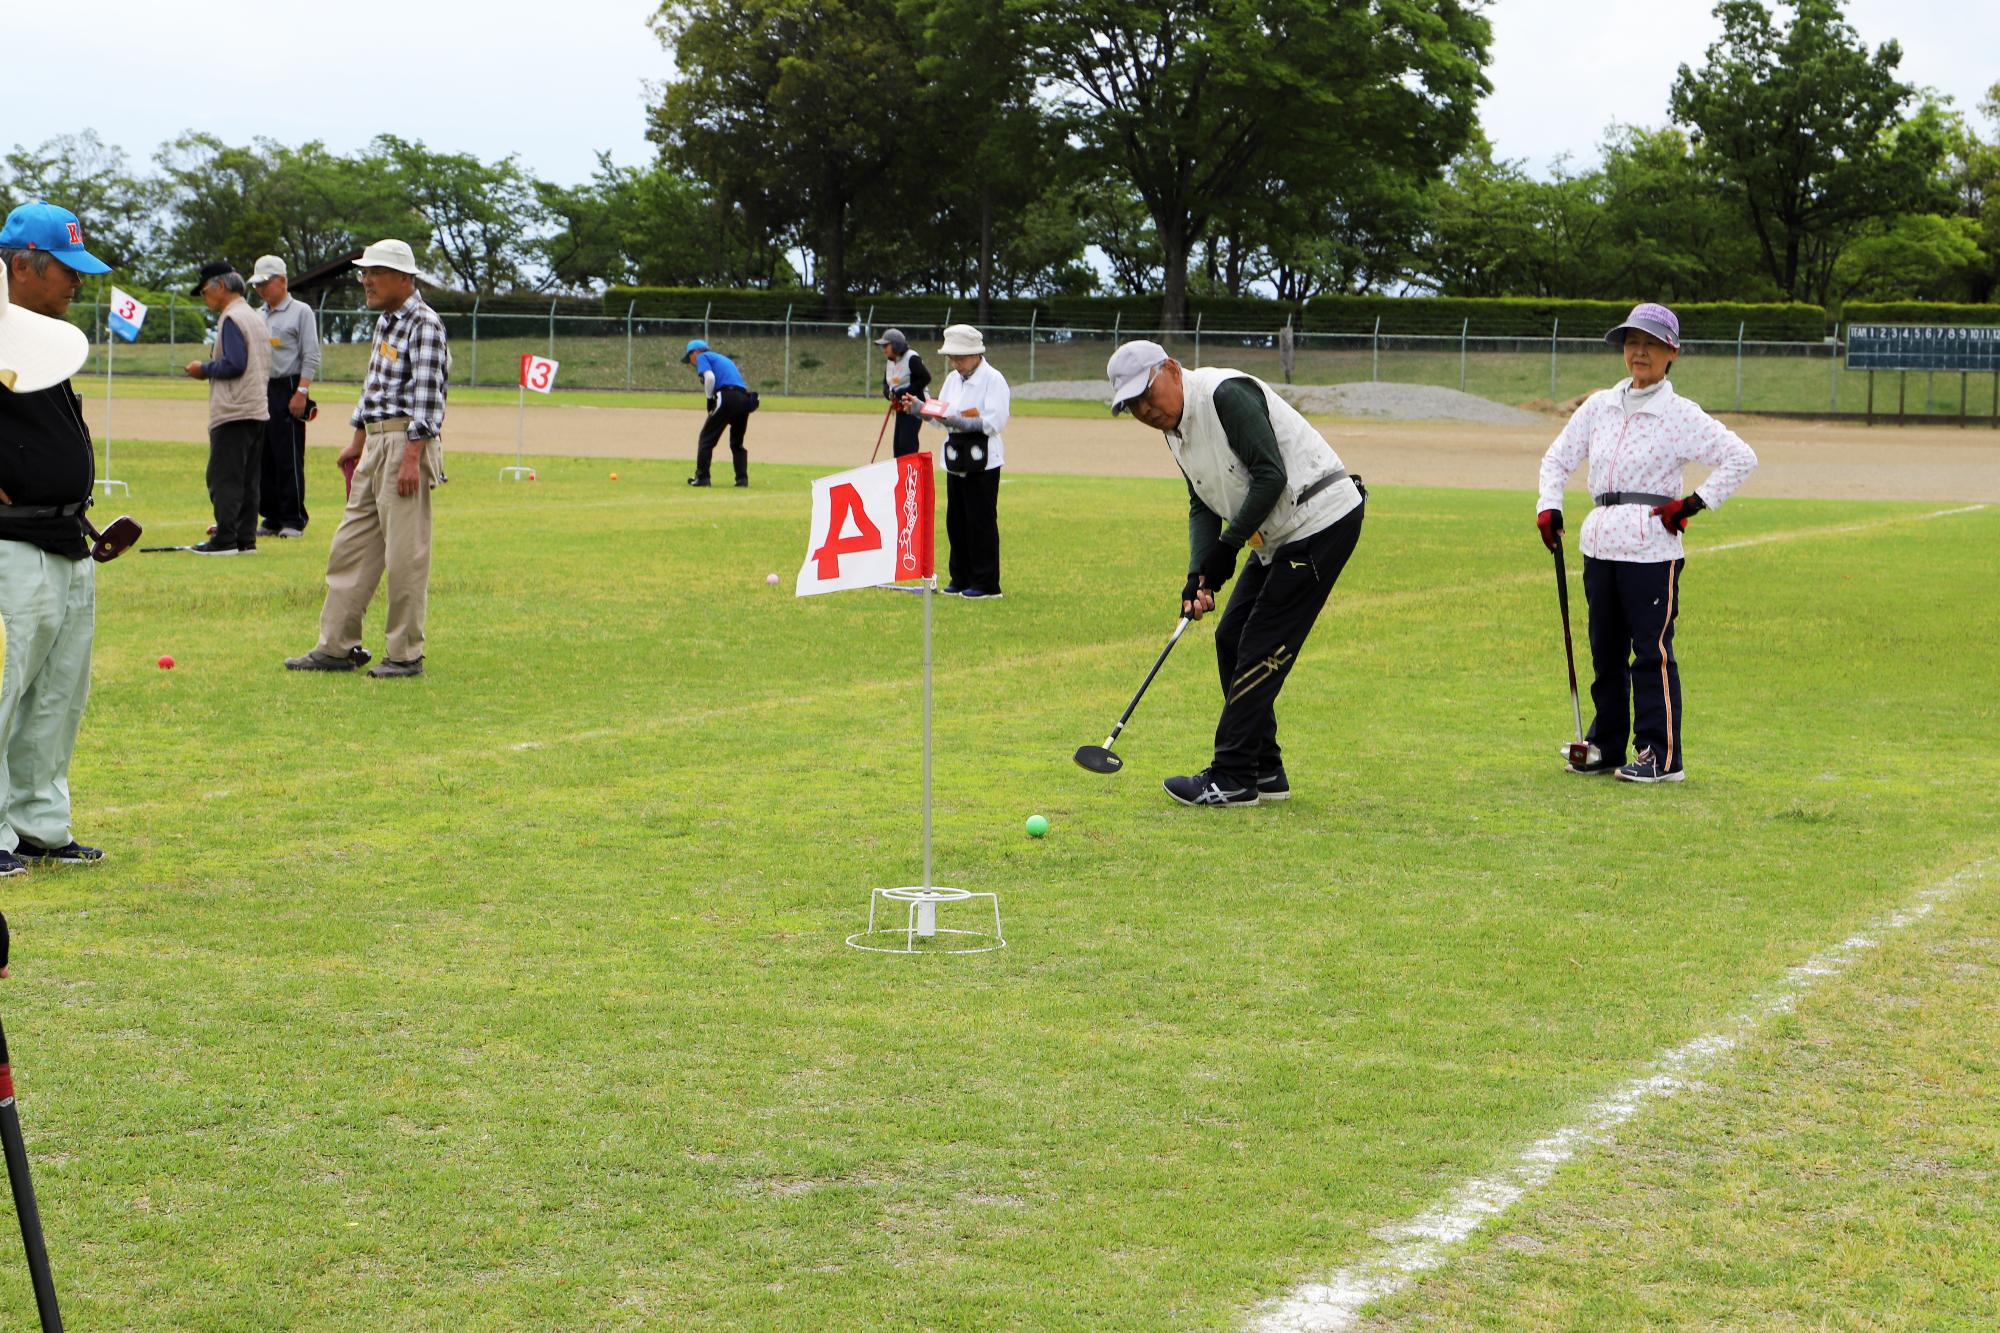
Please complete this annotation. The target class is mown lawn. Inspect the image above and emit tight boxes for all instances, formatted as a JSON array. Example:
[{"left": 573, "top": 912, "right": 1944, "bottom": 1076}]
[{"left": 1, "top": 444, "right": 1992, "bottom": 1327}]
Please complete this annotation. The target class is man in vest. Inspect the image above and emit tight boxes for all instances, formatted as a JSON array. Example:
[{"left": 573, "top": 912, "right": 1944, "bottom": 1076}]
[
  {"left": 184, "top": 261, "right": 271, "bottom": 554},
  {"left": 1108, "top": 339, "right": 1366, "bottom": 807}
]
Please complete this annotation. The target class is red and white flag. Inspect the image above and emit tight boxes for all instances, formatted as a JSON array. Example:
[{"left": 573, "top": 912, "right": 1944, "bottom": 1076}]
[
  {"left": 796, "top": 452, "right": 935, "bottom": 596},
  {"left": 518, "top": 353, "right": 559, "bottom": 393}
]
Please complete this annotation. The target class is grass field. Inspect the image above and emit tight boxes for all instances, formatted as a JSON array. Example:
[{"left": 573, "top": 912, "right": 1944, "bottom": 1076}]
[
  {"left": 73, "top": 326, "right": 2000, "bottom": 420},
  {"left": 3, "top": 442, "right": 1994, "bottom": 1328}
]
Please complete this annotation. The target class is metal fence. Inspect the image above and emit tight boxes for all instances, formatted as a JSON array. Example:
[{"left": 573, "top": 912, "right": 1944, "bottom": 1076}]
[{"left": 69, "top": 295, "right": 2000, "bottom": 422}]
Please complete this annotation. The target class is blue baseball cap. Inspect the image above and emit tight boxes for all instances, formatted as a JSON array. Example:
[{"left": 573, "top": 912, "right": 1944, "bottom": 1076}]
[
  {"left": 0, "top": 201, "right": 112, "bottom": 275},
  {"left": 685, "top": 339, "right": 708, "bottom": 356}
]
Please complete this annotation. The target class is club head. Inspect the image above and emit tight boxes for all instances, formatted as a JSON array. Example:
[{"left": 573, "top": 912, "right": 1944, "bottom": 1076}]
[
  {"left": 1073, "top": 744, "right": 1123, "bottom": 775},
  {"left": 90, "top": 515, "right": 143, "bottom": 563},
  {"left": 1567, "top": 741, "right": 1591, "bottom": 767}
]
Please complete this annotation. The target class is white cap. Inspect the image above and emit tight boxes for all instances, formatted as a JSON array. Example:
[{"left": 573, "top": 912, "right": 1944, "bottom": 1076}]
[
  {"left": 938, "top": 323, "right": 985, "bottom": 356},
  {"left": 354, "top": 239, "right": 420, "bottom": 275},
  {"left": 1107, "top": 339, "right": 1170, "bottom": 415},
  {"left": 248, "top": 254, "right": 287, "bottom": 284},
  {"left": 0, "top": 261, "right": 91, "bottom": 394}
]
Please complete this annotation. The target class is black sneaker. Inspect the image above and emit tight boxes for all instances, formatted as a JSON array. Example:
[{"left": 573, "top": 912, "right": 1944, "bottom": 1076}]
[
  {"left": 1562, "top": 742, "right": 1621, "bottom": 775},
  {"left": 1163, "top": 768, "right": 1260, "bottom": 807},
  {"left": 1615, "top": 746, "right": 1684, "bottom": 784},
  {"left": 347, "top": 646, "right": 372, "bottom": 667},
  {"left": 0, "top": 850, "right": 24, "bottom": 878},
  {"left": 687, "top": 477, "right": 711, "bottom": 487},
  {"left": 190, "top": 539, "right": 240, "bottom": 556},
  {"left": 1256, "top": 766, "right": 1291, "bottom": 801},
  {"left": 940, "top": 584, "right": 965, "bottom": 596},
  {"left": 15, "top": 838, "right": 103, "bottom": 866},
  {"left": 734, "top": 478, "right": 749, "bottom": 488},
  {"left": 367, "top": 657, "right": 424, "bottom": 678}
]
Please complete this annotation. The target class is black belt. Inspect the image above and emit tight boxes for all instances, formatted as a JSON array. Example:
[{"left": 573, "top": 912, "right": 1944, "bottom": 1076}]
[
  {"left": 1594, "top": 491, "right": 1673, "bottom": 507},
  {"left": 1296, "top": 469, "right": 1352, "bottom": 506},
  {"left": 0, "top": 499, "right": 91, "bottom": 519}
]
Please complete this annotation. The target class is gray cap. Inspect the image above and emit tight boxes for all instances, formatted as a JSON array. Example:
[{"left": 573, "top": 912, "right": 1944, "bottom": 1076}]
[
  {"left": 1107, "top": 339, "right": 1171, "bottom": 415},
  {"left": 874, "top": 328, "right": 908, "bottom": 355}
]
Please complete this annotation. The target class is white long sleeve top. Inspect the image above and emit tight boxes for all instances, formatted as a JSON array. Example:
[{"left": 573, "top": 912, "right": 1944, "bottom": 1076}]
[
  {"left": 1537, "top": 378, "right": 1758, "bottom": 563},
  {"left": 926, "top": 358, "right": 1010, "bottom": 470}
]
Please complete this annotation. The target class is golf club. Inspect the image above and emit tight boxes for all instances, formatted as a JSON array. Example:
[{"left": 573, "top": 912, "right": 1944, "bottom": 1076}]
[
  {"left": 0, "top": 912, "right": 64, "bottom": 1332},
  {"left": 1073, "top": 615, "right": 1192, "bottom": 774},
  {"left": 82, "top": 515, "right": 141, "bottom": 564},
  {"left": 868, "top": 403, "right": 895, "bottom": 464},
  {"left": 1552, "top": 538, "right": 1588, "bottom": 766}
]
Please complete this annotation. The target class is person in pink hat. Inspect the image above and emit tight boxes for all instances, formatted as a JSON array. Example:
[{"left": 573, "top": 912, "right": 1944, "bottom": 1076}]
[{"left": 1535, "top": 302, "right": 1759, "bottom": 784}]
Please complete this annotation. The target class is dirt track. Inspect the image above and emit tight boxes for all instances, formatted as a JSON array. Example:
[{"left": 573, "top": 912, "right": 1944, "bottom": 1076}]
[{"left": 87, "top": 396, "right": 2000, "bottom": 502}]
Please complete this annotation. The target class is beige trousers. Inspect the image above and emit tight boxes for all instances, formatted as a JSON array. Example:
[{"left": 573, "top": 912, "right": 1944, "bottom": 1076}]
[{"left": 317, "top": 420, "right": 441, "bottom": 663}]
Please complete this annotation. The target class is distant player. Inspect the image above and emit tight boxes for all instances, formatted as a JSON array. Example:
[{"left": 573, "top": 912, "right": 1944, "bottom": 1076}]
[{"left": 684, "top": 339, "right": 754, "bottom": 487}]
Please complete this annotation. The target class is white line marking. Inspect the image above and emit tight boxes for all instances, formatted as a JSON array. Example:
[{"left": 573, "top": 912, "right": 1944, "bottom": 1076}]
[
  {"left": 1246, "top": 856, "right": 1996, "bottom": 1332},
  {"left": 1702, "top": 502, "right": 1986, "bottom": 553}
]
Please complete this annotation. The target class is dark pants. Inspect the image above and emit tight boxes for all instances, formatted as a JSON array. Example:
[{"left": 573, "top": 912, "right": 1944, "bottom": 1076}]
[
  {"left": 891, "top": 411, "right": 922, "bottom": 458},
  {"left": 207, "top": 418, "right": 264, "bottom": 548},
  {"left": 944, "top": 466, "right": 1001, "bottom": 594},
  {"left": 1211, "top": 503, "right": 1365, "bottom": 783},
  {"left": 694, "top": 388, "right": 752, "bottom": 483},
  {"left": 1582, "top": 555, "right": 1684, "bottom": 772},
  {"left": 260, "top": 374, "right": 307, "bottom": 532}
]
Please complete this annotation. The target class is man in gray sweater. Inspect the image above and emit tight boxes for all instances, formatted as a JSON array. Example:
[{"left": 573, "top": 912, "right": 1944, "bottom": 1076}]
[
  {"left": 249, "top": 255, "right": 320, "bottom": 538},
  {"left": 184, "top": 261, "right": 270, "bottom": 554}
]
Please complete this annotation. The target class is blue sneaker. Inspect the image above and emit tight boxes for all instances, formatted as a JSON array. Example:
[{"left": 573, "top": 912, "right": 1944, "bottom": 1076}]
[
  {"left": 1614, "top": 747, "right": 1684, "bottom": 784},
  {"left": 15, "top": 838, "right": 104, "bottom": 866},
  {"left": 0, "top": 850, "right": 24, "bottom": 878},
  {"left": 958, "top": 588, "right": 1003, "bottom": 600}
]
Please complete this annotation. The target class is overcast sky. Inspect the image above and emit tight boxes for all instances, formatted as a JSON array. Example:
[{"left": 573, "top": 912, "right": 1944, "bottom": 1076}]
[{"left": 5, "top": 1, "right": 1996, "bottom": 187}]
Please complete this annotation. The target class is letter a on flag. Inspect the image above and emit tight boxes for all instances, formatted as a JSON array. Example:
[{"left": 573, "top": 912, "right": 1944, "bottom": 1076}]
[
  {"left": 796, "top": 452, "right": 935, "bottom": 596},
  {"left": 107, "top": 288, "right": 148, "bottom": 342}
]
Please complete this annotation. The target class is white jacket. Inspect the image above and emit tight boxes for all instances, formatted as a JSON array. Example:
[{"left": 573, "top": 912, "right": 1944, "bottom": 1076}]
[
  {"left": 1170, "top": 367, "right": 1360, "bottom": 560},
  {"left": 927, "top": 359, "right": 1009, "bottom": 470},
  {"left": 1538, "top": 378, "right": 1758, "bottom": 563}
]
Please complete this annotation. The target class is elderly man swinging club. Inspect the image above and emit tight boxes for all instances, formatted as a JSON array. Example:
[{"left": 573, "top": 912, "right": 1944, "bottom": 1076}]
[{"left": 1108, "top": 339, "right": 1365, "bottom": 807}]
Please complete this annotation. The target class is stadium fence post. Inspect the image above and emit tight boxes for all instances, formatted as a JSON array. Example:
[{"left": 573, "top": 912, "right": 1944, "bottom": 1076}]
[
  {"left": 1549, "top": 318, "right": 1559, "bottom": 400},
  {"left": 470, "top": 296, "right": 480, "bottom": 388},
  {"left": 1370, "top": 315, "right": 1379, "bottom": 381},
  {"left": 1459, "top": 318, "right": 1468, "bottom": 393},
  {"left": 784, "top": 304, "right": 792, "bottom": 396},
  {"left": 1734, "top": 322, "right": 1744, "bottom": 411},
  {"left": 1028, "top": 309, "right": 1037, "bottom": 382},
  {"left": 625, "top": 300, "right": 635, "bottom": 390}
]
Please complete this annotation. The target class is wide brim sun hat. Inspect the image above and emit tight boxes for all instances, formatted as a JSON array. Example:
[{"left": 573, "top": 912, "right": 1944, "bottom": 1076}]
[{"left": 0, "top": 262, "right": 91, "bottom": 394}]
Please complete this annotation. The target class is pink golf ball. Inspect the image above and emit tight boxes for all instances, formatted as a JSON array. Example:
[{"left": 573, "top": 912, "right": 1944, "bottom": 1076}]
[{"left": 766, "top": 573, "right": 780, "bottom": 586}]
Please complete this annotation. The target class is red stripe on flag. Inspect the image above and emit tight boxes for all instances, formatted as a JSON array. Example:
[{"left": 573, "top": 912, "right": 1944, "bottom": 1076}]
[{"left": 894, "top": 452, "right": 935, "bottom": 580}]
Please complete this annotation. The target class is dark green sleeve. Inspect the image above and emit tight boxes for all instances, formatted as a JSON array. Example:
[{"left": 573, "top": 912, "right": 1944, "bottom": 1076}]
[
  {"left": 1186, "top": 476, "right": 1222, "bottom": 574},
  {"left": 1210, "top": 377, "right": 1287, "bottom": 549}
]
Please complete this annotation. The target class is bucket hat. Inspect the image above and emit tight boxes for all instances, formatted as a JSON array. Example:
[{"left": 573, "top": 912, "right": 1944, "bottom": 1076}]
[
  {"left": 355, "top": 239, "right": 420, "bottom": 275},
  {"left": 939, "top": 324, "right": 985, "bottom": 356},
  {"left": 0, "top": 262, "right": 92, "bottom": 394}
]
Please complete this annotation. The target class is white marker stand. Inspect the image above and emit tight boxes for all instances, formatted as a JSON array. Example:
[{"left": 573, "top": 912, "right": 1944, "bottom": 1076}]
[
  {"left": 500, "top": 383, "right": 534, "bottom": 481},
  {"left": 96, "top": 330, "right": 130, "bottom": 496},
  {"left": 843, "top": 576, "right": 1005, "bottom": 955}
]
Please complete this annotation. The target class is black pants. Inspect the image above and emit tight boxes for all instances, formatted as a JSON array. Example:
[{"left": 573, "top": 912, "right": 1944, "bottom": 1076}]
[
  {"left": 694, "top": 388, "right": 752, "bottom": 483},
  {"left": 260, "top": 374, "right": 308, "bottom": 531},
  {"left": 1211, "top": 503, "right": 1365, "bottom": 783},
  {"left": 944, "top": 466, "right": 1001, "bottom": 594},
  {"left": 1582, "top": 555, "right": 1684, "bottom": 772},
  {"left": 207, "top": 418, "right": 264, "bottom": 547},
  {"left": 891, "top": 410, "right": 922, "bottom": 458}
]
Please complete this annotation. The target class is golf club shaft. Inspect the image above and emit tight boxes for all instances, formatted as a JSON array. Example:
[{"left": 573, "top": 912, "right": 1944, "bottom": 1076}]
[
  {"left": 868, "top": 405, "right": 894, "bottom": 464},
  {"left": 1103, "top": 616, "right": 1191, "bottom": 747},
  {"left": 1553, "top": 541, "right": 1584, "bottom": 743},
  {"left": 0, "top": 1019, "right": 62, "bottom": 1332}
]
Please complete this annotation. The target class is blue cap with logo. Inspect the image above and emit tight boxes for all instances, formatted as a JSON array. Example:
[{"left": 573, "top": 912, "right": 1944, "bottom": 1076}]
[
  {"left": 685, "top": 339, "right": 709, "bottom": 356},
  {"left": 0, "top": 201, "right": 112, "bottom": 275}
]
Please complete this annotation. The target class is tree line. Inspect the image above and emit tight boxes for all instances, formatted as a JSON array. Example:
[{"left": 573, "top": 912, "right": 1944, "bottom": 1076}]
[{"left": 3, "top": 1, "right": 1993, "bottom": 328}]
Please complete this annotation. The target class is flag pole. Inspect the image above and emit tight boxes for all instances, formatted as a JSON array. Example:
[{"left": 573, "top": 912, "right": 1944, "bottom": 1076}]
[
  {"left": 103, "top": 326, "right": 113, "bottom": 486},
  {"left": 921, "top": 573, "right": 933, "bottom": 891},
  {"left": 515, "top": 382, "right": 525, "bottom": 470}
]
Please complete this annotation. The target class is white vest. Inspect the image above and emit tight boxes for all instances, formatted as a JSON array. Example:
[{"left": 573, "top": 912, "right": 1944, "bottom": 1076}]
[{"left": 1168, "top": 367, "right": 1359, "bottom": 558}]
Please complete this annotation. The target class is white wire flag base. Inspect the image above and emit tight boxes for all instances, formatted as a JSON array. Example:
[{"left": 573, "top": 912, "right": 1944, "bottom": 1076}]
[{"left": 846, "top": 886, "right": 1004, "bottom": 954}]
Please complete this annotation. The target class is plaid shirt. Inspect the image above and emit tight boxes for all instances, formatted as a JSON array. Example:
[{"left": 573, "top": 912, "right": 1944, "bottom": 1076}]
[{"left": 349, "top": 292, "right": 449, "bottom": 439}]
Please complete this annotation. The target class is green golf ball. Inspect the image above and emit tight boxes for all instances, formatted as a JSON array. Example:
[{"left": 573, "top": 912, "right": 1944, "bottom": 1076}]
[{"left": 1025, "top": 814, "right": 1049, "bottom": 838}]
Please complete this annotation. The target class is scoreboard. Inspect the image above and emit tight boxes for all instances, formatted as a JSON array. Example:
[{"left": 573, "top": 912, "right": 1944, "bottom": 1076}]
[{"left": 1846, "top": 324, "right": 2000, "bottom": 373}]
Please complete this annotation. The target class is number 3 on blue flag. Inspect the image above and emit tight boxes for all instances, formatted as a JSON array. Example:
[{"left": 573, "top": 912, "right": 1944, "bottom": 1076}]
[
  {"left": 796, "top": 453, "right": 935, "bottom": 596},
  {"left": 107, "top": 287, "right": 148, "bottom": 342}
]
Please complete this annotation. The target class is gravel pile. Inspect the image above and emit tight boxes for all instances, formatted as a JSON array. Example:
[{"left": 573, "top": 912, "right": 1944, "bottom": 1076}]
[{"left": 1011, "top": 377, "right": 1545, "bottom": 425}]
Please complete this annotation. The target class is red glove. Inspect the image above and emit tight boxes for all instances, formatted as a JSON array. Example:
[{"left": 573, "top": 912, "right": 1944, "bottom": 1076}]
[
  {"left": 1536, "top": 509, "right": 1563, "bottom": 552},
  {"left": 1651, "top": 493, "right": 1707, "bottom": 534}
]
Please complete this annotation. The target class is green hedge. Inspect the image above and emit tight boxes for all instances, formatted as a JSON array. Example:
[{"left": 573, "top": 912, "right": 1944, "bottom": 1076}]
[
  {"left": 605, "top": 286, "right": 1828, "bottom": 341},
  {"left": 1840, "top": 302, "right": 2000, "bottom": 328},
  {"left": 1298, "top": 295, "right": 1828, "bottom": 342},
  {"left": 67, "top": 279, "right": 207, "bottom": 344}
]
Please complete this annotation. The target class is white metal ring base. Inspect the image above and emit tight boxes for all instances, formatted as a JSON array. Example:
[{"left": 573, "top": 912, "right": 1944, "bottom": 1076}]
[
  {"left": 846, "top": 886, "right": 1004, "bottom": 954},
  {"left": 95, "top": 478, "right": 131, "bottom": 495},
  {"left": 499, "top": 466, "right": 535, "bottom": 482}
]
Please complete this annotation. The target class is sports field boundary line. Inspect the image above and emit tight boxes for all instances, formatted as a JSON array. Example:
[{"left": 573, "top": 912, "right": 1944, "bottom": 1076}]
[{"left": 1243, "top": 853, "right": 1997, "bottom": 1332}]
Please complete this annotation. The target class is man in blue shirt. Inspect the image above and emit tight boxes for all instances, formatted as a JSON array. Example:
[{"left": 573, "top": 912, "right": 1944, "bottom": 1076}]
[{"left": 683, "top": 339, "right": 754, "bottom": 487}]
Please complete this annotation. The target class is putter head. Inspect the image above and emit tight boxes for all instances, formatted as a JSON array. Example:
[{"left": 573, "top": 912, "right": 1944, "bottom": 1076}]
[
  {"left": 1073, "top": 744, "right": 1123, "bottom": 775},
  {"left": 91, "top": 515, "right": 143, "bottom": 563},
  {"left": 1566, "top": 741, "right": 1591, "bottom": 767}
]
